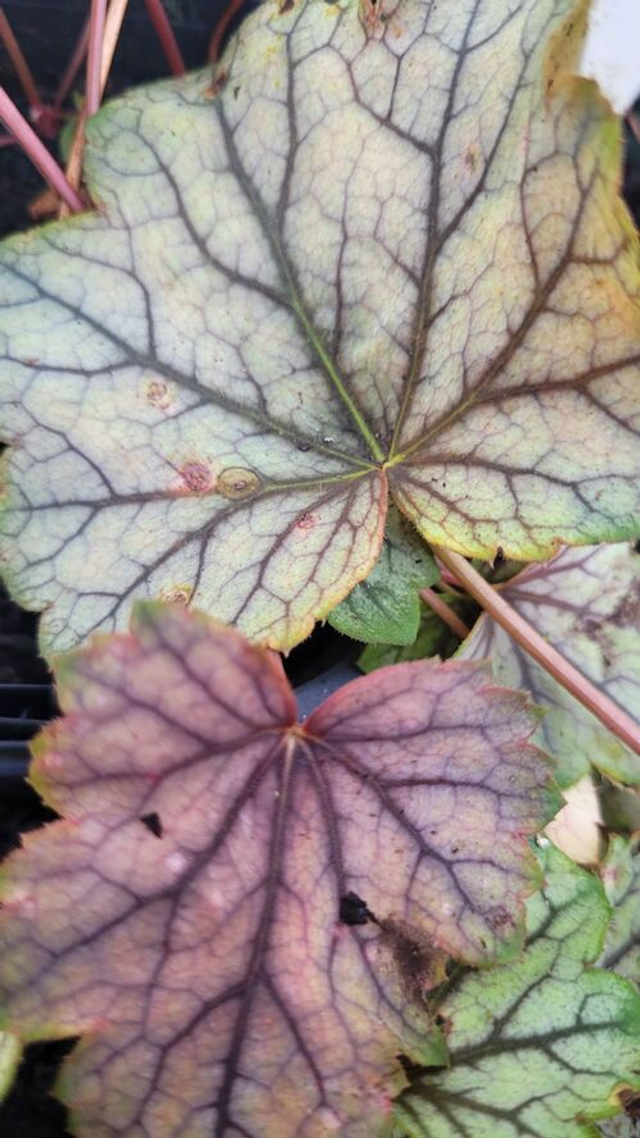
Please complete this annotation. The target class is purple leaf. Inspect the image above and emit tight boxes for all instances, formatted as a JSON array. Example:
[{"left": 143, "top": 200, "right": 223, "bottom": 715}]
[{"left": 0, "top": 603, "right": 553, "bottom": 1136}]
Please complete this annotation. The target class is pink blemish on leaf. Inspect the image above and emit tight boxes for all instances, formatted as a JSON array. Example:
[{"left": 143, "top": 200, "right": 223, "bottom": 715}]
[
  {"left": 296, "top": 511, "right": 316, "bottom": 531},
  {"left": 315, "top": 1107, "right": 344, "bottom": 1131},
  {"left": 464, "top": 145, "right": 479, "bottom": 172},
  {"left": 0, "top": 606, "right": 553, "bottom": 1138},
  {"left": 178, "top": 461, "right": 214, "bottom": 494},
  {"left": 359, "top": 0, "right": 385, "bottom": 37},
  {"left": 204, "top": 69, "right": 228, "bottom": 99},
  {"left": 4, "top": 890, "right": 36, "bottom": 918},
  {"left": 373, "top": 1089, "right": 394, "bottom": 1116}
]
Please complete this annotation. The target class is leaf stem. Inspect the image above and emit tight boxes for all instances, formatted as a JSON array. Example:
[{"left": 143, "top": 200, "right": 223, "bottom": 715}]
[
  {"left": 0, "top": 9, "right": 44, "bottom": 120},
  {"left": 60, "top": 0, "right": 130, "bottom": 218},
  {"left": 419, "top": 588, "right": 470, "bottom": 639},
  {"left": 438, "top": 547, "right": 640, "bottom": 756},
  {"left": 143, "top": 0, "right": 186, "bottom": 76},
  {"left": 0, "top": 87, "right": 84, "bottom": 212},
  {"left": 86, "top": 0, "right": 107, "bottom": 118},
  {"left": 208, "top": 0, "right": 247, "bottom": 61},
  {"left": 54, "top": 16, "right": 90, "bottom": 110}
]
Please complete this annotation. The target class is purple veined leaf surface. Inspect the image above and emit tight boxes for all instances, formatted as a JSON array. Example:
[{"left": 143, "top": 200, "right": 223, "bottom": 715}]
[
  {"left": 458, "top": 542, "right": 640, "bottom": 788},
  {"left": 0, "top": 0, "right": 639, "bottom": 657},
  {"left": 0, "top": 603, "right": 554, "bottom": 1138},
  {"left": 394, "top": 845, "right": 640, "bottom": 1138}
]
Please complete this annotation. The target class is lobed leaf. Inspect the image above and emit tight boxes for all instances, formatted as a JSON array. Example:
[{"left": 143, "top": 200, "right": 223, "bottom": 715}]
[
  {"left": 395, "top": 845, "right": 640, "bottom": 1138},
  {"left": 0, "top": 603, "right": 552, "bottom": 1137},
  {"left": 0, "top": 0, "right": 638, "bottom": 654},
  {"left": 458, "top": 543, "right": 640, "bottom": 787}
]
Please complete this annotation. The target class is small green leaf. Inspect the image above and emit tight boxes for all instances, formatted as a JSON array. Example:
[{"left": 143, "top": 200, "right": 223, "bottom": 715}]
[
  {"left": 358, "top": 602, "right": 455, "bottom": 672},
  {"left": 329, "top": 509, "right": 438, "bottom": 645},
  {"left": 599, "top": 835, "right": 639, "bottom": 988},
  {"left": 458, "top": 544, "right": 640, "bottom": 787},
  {"left": 395, "top": 845, "right": 640, "bottom": 1138},
  {"left": 0, "top": 1032, "right": 21, "bottom": 1102}
]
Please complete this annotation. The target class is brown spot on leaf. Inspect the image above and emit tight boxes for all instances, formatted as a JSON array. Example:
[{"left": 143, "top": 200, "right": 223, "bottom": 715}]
[
  {"left": 379, "top": 918, "right": 448, "bottom": 1002},
  {"left": 434, "top": 1012, "right": 453, "bottom": 1034},
  {"left": 216, "top": 467, "right": 261, "bottom": 500},
  {"left": 486, "top": 905, "right": 514, "bottom": 931},
  {"left": 279, "top": 0, "right": 296, "bottom": 12},
  {"left": 160, "top": 583, "right": 193, "bottom": 606},
  {"left": 143, "top": 377, "right": 173, "bottom": 409},
  {"left": 359, "top": 0, "right": 385, "bottom": 36},
  {"left": 204, "top": 70, "right": 228, "bottom": 99},
  {"left": 179, "top": 462, "right": 214, "bottom": 494},
  {"left": 619, "top": 1089, "right": 640, "bottom": 1118},
  {"left": 464, "top": 145, "right": 479, "bottom": 172}
]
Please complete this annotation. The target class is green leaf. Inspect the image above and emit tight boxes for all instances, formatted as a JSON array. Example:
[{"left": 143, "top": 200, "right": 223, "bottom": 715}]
[
  {"left": 395, "top": 845, "right": 640, "bottom": 1138},
  {"left": 359, "top": 608, "right": 445, "bottom": 672},
  {"left": 0, "top": 605, "right": 553, "bottom": 1137},
  {"left": 329, "top": 508, "right": 438, "bottom": 645},
  {"left": 0, "top": 0, "right": 638, "bottom": 654},
  {"left": 458, "top": 544, "right": 640, "bottom": 787},
  {"left": 598, "top": 835, "right": 639, "bottom": 988},
  {"left": 0, "top": 1032, "right": 21, "bottom": 1102}
]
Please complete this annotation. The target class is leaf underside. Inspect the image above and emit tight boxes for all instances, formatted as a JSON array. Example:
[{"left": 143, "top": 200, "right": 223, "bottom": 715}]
[
  {"left": 396, "top": 845, "right": 640, "bottom": 1138},
  {"left": 458, "top": 543, "right": 640, "bottom": 788},
  {"left": 0, "top": 604, "right": 552, "bottom": 1137},
  {"left": 0, "top": 0, "right": 638, "bottom": 654}
]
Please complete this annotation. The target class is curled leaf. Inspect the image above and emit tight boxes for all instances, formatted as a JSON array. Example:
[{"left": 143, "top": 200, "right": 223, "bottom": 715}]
[
  {"left": 396, "top": 846, "right": 640, "bottom": 1138},
  {"left": 1, "top": 0, "right": 639, "bottom": 653},
  {"left": 0, "top": 604, "right": 551, "bottom": 1137},
  {"left": 459, "top": 543, "right": 640, "bottom": 787},
  {"left": 544, "top": 774, "right": 604, "bottom": 866}
]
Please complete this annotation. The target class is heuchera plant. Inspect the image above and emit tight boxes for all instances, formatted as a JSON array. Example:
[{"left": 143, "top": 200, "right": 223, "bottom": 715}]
[{"left": 0, "top": 0, "right": 638, "bottom": 1135}]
